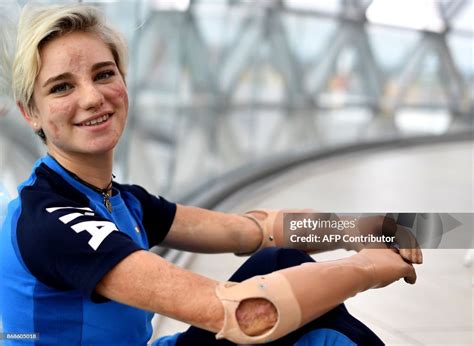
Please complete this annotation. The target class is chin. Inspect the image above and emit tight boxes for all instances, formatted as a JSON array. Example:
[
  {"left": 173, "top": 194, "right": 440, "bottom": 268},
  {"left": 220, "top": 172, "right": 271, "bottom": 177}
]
[{"left": 84, "top": 139, "right": 120, "bottom": 155}]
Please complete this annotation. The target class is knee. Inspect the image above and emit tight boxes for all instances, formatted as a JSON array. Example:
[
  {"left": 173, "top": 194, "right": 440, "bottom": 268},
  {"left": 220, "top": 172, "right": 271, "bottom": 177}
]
[
  {"left": 252, "top": 246, "right": 305, "bottom": 257},
  {"left": 251, "top": 247, "right": 315, "bottom": 270},
  {"left": 230, "top": 247, "right": 315, "bottom": 282}
]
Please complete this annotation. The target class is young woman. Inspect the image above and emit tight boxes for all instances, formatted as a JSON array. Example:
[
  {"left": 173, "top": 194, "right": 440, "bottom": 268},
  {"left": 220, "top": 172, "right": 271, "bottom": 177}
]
[{"left": 0, "top": 4, "right": 421, "bottom": 346}]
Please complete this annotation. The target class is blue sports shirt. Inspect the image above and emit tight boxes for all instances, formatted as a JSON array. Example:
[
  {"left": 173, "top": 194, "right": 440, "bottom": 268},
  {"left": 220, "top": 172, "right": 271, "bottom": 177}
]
[{"left": 0, "top": 155, "right": 177, "bottom": 345}]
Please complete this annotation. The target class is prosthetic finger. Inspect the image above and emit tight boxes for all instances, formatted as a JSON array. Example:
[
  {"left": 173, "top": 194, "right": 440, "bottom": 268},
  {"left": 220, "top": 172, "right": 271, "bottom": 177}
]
[{"left": 395, "top": 226, "right": 423, "bottom": 264}]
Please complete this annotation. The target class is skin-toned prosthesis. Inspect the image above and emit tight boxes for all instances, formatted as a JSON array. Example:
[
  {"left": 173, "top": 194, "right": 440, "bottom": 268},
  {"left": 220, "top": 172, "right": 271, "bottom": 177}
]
[
  {"left": 237, "top": 209, "right": 332, "bottom": 255},
  {"left": 238, "top": 210, "right": 423, "bottom": 261},
  {"left": 215, "top": 249, "right": 416, "bottom": 344},
  {"left": 236, "top": 209, "right": 282, "bottom": 255}
]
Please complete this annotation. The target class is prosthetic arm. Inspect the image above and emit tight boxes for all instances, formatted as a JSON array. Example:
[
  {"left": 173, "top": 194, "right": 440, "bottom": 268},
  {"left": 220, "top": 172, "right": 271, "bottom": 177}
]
[
  {"left": 216, "top": 248, "right": 416, "bottom": 344},
  {"left": 237, "top": 209, "right": 347, "bottom": 255},
  {"left": 239, "top": 209, "right": 422, "bottom": 264}
]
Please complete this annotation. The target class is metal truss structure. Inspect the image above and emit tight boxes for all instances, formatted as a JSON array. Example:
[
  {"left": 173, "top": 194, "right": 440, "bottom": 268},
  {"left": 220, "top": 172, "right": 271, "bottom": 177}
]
[{"left": 0, "top": 0, "right": 473, "bottom": 199}]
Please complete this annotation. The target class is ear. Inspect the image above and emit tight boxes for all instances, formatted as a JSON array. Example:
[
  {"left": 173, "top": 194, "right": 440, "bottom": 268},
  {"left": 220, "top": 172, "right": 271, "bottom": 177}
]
[{"left": 17, "top": 102, "right": 40, "bottom": 131}]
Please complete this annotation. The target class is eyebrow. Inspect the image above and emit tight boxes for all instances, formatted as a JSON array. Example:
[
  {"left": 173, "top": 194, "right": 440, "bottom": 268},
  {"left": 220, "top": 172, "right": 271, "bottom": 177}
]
[
  {"left": 42, "top": 61, "right": 117, "bottom": 88},
  {"left": 42, "top": 72, "right": 72, "bottom": 88},
  {"left": 91, "top": 61, "right": 116, "bottom": 71}
]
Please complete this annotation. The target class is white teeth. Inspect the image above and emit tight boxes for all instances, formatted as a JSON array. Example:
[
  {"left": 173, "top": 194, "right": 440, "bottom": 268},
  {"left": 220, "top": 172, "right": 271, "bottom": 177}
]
[{"left": 80, "top": 114, "right": 110, "bottom": 127}]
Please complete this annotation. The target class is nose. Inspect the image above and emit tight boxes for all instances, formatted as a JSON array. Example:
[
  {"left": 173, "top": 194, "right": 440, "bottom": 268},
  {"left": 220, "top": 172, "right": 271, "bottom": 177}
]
[{"left": 79, "top": 83, "right": 104, "bottom": 111}]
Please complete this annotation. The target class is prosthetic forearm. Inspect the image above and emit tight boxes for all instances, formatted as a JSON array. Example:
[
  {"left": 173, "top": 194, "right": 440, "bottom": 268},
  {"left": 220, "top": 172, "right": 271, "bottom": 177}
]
[
  {"left": 237, "top": 209, "right": 345, "bottom": 255},
  {"left": 217, "top": 249, "right": 416, "bottom": 344},
  {"left": 238, "top": 210, "right": 420, "bottom": 260}
]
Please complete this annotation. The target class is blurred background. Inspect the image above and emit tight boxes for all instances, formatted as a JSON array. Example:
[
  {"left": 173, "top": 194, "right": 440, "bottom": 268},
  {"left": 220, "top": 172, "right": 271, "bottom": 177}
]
[
  {"left": 0, "top": 1, "right": 473, "bottom": 345},
  {"left": 0, "top": 0, "right": 472, "bottom": 200}
]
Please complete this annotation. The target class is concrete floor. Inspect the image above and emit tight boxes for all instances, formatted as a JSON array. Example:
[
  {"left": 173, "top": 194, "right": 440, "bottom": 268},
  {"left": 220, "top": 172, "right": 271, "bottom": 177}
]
[{"left": 153, "top": 141, "right": 473, "bottom": 345}]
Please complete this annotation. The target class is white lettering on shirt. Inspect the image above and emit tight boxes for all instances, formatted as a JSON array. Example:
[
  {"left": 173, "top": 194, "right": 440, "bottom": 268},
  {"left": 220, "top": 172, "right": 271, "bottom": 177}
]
[{"left": 46, "top": 207, "right": 117, "bottom": 250}]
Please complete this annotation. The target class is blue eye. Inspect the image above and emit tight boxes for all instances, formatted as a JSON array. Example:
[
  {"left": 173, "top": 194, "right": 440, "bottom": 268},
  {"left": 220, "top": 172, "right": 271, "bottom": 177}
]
[
  {"left": 95, "top": 70, "right": 115, "bottom": 81},
  {"left": 50, "top": 83, "right": 72, "bottom": 94}
]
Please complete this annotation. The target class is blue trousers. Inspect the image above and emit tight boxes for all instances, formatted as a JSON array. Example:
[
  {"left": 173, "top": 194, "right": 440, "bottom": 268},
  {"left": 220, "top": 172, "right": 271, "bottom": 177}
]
[{"left": 176, "top": 248, "right": 384, "bottom": 346}]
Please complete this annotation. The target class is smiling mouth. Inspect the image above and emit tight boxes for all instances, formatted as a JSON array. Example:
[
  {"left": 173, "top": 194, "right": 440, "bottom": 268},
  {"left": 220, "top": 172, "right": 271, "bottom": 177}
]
[{"left": 77, "top": 113, "right": 112, "bottom": 127}]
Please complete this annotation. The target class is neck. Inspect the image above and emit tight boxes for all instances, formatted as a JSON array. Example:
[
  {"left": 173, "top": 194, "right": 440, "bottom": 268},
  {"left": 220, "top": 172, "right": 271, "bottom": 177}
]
[{"left": 48, "top": 151, "right": 114, "bottom": 190}]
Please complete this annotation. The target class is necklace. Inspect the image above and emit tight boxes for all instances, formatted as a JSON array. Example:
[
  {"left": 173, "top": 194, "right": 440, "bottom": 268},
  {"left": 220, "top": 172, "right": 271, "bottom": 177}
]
[
  {"left": 70, "top": 173, "right": 114, "bottom": 213},
  {"left": 48, "top": 154, "right": 114, "bottom": 213}
]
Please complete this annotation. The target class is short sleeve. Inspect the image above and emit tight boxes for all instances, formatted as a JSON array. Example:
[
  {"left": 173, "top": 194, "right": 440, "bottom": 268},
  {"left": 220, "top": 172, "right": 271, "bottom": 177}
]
[
  {"left": 16, "top": 189, "right": 143, "bottom": 301},
  {"left": 120, "top": 184, "right": 177, "bottom": 247}
]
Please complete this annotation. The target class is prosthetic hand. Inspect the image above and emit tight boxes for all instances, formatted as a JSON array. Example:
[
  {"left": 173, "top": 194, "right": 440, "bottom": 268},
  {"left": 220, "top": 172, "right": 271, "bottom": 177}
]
[
  {"left": 239, "top": 210, "right": 422, "bottom": 264},
  {"left": 217, "top": 248, "right": 416, "bottom": 344},
  {"left": 347, "top": 215, "right": 423, "bottom": 264}
]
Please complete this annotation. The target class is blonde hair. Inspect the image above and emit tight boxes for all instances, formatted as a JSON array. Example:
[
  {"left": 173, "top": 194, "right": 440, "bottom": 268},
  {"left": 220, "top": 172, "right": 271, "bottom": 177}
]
[{"left": 13, "top": 4, "right": 128, "bottom": 117}]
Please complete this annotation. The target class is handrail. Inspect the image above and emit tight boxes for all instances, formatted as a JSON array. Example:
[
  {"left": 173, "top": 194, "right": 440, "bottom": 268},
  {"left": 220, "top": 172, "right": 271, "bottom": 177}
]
[{"left": 176, "top": 130, "right": 473, "bottom": 210}]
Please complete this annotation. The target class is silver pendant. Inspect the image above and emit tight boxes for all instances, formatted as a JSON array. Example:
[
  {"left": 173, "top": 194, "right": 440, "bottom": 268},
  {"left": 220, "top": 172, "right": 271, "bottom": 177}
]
[{"left": 104, "top": 196, "right": 113, "bottom": 213}]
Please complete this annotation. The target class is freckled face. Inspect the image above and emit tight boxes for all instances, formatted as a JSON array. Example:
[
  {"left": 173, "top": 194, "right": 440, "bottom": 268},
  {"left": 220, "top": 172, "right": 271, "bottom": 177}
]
[{"left": 31, "top": 31, "right": 128, "bottom": 158}]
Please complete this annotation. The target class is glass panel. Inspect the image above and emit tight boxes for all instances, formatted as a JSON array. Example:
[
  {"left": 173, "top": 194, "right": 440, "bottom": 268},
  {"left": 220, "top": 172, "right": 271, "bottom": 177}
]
[
  {"left": 447, "top": 35, "right": 474, "bottom": 99},
  {"left": 0, "top": 0, "right": 20, "bottom": 116},
  {"left": 281, "top": 13, "right": 337, "bottom": 64},
  {"left": 1, "top": 0, "right": 472, "bottom": 198},
  {"left": 447, "top": 36, "right": 474, "bottom": 76},
  {"left": 317, "top": 46, "right": 371, "bottom": 106},
  {"left": 367, "top": 26, "right": 421, "bottom": 73},
  {"left": 451, "top": 0, "right": 474, "bottom": 32},
  {"left": 284, "top": 0, "right": 342, "bottom": 14},
  {"left": 402, "top": 53, "right": 449, "bottom": 106},
  {"left": 366, "top": 0, "right": 446, "bottom": 32},
  {"left": 193, "top": 1, "right": 246, "bottom": 48}
]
